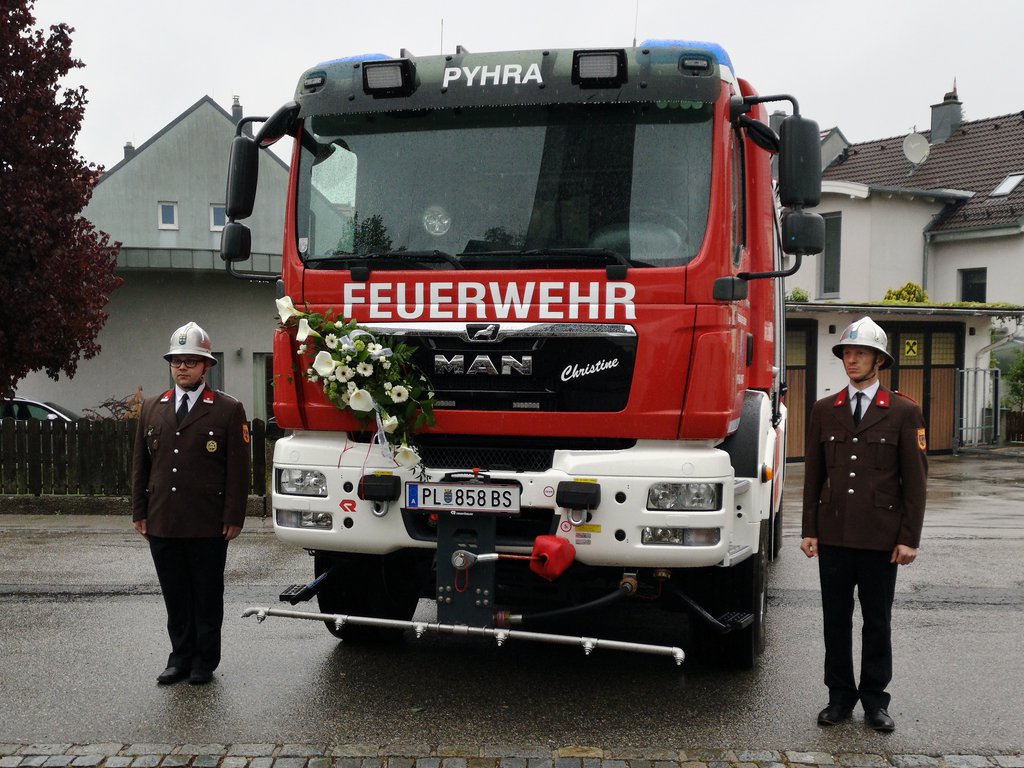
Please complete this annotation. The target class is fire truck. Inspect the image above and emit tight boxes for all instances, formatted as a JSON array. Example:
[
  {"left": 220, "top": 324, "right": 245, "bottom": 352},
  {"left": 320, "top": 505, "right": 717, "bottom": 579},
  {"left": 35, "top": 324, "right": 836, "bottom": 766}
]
[{"left": 222, "top": 40, "right": 823, "bottom": 667}]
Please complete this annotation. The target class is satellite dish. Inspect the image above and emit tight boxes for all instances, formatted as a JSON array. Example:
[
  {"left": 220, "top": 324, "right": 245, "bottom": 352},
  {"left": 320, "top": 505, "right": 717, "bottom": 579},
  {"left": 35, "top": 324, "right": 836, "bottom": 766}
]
[{"left": 903, "top": 132, "right": 930, "bottom": 166}]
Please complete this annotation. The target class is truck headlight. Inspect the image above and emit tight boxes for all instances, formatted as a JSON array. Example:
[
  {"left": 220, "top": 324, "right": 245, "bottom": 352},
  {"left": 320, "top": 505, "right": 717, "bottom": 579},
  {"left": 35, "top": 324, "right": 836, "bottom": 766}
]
[
  {"left": 641, "top": 527, "right": 721, "bottom": 546},
  {"left": 276, "top": 509, "right": 333, "bottom": 529},
  {"left": 646, "top": 482, "right": 721, "bottom": 510},
  {"left": 277, "top": 468, "right": 328, "bottom": 496}
]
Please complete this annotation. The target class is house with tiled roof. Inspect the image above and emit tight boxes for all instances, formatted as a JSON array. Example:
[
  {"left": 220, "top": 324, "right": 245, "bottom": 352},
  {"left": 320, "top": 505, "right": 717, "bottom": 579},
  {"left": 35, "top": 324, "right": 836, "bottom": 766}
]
[
  {"left": 782, "top": 90, "right": 1024, "bottom": 458},
  {"left": 16, "top": 97, "right": 289, "bottom": 421}
]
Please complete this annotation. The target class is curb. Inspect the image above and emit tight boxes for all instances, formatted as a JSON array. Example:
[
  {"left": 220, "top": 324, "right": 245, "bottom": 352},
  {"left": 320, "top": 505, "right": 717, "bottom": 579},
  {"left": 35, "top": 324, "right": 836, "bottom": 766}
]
[{"left": 1, "top": 746, "right": 1023, "bottom": 768}]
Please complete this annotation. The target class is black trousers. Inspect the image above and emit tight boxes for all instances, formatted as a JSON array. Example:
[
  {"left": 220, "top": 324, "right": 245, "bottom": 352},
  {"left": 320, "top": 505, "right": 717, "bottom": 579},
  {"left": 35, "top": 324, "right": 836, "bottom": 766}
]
[
  {"left": 148, "top": 535, "right": 228, "bottom": 673},
  {"left": 818, "top": 544, "right": 898, "bottom": 711}
]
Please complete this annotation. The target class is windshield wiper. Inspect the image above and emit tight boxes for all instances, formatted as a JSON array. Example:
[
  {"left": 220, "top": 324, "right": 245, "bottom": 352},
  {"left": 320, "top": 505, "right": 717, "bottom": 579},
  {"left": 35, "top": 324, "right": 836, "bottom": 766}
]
[
  {"left": 521, "top": 248, "right": 632, "bottom": 267},
  {"left": 459, "top": 247, "right": 633, "bottom": 269},
  {"left": 305, "top": 250, "right": 464, "bottom": 269}
]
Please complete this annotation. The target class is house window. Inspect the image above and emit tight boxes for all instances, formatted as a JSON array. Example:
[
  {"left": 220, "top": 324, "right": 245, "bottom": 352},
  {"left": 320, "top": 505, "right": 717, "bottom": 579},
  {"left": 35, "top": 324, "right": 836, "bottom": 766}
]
[
  {"left": 991, "top": 173, "right": 1023, "bottom": 197},
  {"left": 210, "top": 204, "right": 227, "bottom": 232},
  {"left": 960, "top": 268, "right": 986, "bottom": 302},
  {"left": 820, "top": 213, "right": 841, "bottom": 297},
  {"left": 158, "top": 202, "right": 178, "bottom": 230}
]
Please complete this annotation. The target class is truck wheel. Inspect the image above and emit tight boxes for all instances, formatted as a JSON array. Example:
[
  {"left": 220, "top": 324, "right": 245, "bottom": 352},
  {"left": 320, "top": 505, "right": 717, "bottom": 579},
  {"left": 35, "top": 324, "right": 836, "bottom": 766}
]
[
  {"left": 721, "top": 520, "right": 769, "bottom": 668},
  {"left": 313, "top": 551, "right": 419, "bottom": 642}
]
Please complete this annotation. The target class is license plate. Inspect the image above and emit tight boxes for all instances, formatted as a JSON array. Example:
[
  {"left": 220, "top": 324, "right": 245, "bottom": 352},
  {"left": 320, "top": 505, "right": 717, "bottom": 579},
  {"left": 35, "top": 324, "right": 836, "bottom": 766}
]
[{"left": 405, "top": 482, "right": 521, "bottom": 514}]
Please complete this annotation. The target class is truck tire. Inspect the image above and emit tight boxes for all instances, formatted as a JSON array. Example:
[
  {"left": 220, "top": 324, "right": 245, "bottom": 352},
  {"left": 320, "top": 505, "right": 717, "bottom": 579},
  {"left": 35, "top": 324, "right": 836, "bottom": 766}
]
[
  {"left": 721, "top": 520, "right": 769, "bottom": 668},
  {"left": 313, "top": 551, "right": 419, "bottom": 642}
]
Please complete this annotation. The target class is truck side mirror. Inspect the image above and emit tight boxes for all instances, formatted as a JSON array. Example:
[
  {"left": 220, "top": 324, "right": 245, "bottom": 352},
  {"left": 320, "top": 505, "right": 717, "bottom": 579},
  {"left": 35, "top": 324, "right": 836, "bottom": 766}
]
[
  {"left": 225, "top": 135, "right": 259, "bottom": 220},
  {"left": 221, "top": 221, "right": 252, "bottom": 263},
  {"left": 781, "top": 209, "right": 825, "bottom": 256},
  {"left": 778, "top": 115, "right": 822, "bottom": 208}
]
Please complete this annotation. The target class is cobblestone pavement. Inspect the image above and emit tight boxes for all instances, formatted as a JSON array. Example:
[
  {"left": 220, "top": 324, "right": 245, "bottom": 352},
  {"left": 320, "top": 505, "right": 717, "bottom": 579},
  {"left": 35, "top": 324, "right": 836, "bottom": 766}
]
[{"left": 1, "top": 745, "right": 1023, "bottom": 768}]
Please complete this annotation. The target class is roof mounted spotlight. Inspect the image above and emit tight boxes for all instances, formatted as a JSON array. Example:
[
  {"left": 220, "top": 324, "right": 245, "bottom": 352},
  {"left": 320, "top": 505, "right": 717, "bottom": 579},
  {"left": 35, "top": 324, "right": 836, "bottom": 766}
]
[
  {"left": 362, "top": 58, "right": 417, "bottom": 97},
  {"left": 572, "top": 49, "right": 627, "bottom": 88}
]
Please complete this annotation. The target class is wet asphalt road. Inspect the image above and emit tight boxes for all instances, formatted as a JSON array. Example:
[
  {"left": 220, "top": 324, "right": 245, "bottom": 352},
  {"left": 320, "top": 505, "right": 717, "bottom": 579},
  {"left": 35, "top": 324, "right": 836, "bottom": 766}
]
[{"left": 0, "top": 453, "right": 1021, "bottom": 753}]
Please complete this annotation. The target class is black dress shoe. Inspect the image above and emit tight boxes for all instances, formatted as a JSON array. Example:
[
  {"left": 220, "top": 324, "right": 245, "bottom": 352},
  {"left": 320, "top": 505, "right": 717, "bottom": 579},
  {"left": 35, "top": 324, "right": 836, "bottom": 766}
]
[
  {"left": 866, "top": 707, "right": 896, "bottom": 732},
  {"left": 817, "top": 702, "right": 854, "bottom": 725},
  {"left": 156, "top": 666, "right": 188, "bottom": 685},
  {"left": 188, "top": 669, "right": 213, "bottom": 685}
]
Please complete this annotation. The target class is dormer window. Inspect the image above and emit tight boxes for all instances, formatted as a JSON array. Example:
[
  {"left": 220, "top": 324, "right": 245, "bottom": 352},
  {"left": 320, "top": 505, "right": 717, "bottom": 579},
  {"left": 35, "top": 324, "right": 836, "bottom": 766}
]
[{"left": 990, "top": 173, "right": 1023, "bottom": 197}]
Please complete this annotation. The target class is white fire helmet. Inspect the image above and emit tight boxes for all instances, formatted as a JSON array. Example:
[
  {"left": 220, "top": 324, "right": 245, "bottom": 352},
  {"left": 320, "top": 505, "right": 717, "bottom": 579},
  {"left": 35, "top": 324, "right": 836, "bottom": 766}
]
[
  {"left": 163, "top": 322, "right": 217, "bottom": 365},
  {"left": 832, "top": 316, "right": 894, "bottom": 369}
]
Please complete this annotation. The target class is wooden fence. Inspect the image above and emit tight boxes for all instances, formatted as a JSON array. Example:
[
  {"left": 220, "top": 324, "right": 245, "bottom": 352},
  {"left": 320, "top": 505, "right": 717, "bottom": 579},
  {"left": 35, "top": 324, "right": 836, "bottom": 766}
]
[
  {"left": 1005, "top": 411, "right": 1024, "bottom": 443},
  {"left": 0, "top": 418, "right": 270, "bottom": 497}
]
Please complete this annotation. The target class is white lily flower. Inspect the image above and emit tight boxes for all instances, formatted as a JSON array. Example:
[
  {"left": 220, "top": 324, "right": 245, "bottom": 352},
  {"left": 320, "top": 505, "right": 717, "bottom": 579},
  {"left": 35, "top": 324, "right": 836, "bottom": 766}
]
[
  {"left": 390, "top": 385, "right": 409, "bottom": 403},
  {"left": 296, "top": 318, "right": 321, "bottom": 343},
  {"left": 276, "top": 296, "right": 303, "bottom": 325},
  {"left": 381, "top": 414, "right": 399, "bottom": 433},
  {"left": 312, "top": 350, "right": 338, "bottom": 378},
  {"left": 394, "top": 443, "right": 421, "bottom": 468},
  {"left": 348, "top": 388, "right": 375, "bottom": 412}
]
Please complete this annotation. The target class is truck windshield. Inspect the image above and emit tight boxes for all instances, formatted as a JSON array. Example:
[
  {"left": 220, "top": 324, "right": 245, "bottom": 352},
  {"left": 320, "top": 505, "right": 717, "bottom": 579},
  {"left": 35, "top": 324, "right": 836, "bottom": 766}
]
[{"left": 296, "top": 102, "right": 712, "bottom": 270}]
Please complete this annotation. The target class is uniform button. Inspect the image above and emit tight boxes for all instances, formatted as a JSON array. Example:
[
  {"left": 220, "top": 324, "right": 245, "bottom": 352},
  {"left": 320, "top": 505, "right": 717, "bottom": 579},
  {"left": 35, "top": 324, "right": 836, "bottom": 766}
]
[
  {"left": 172, "top": 468, "right": 177, "bottom": 473},
  {"left": 176, "top": 432, "right": 181, "bottom": 436},
  {"left": 852, "top": 437, "right": 859, "bottom": 444},
  {"left": 171, "top": 487, "right": 177, "bottom": 492},
  {"left": 881, "top": 437, "right": 887, "bottom": 443},
  {"left": 888, "top": 505, "right": 894, "bottom": 510},
  {"left": 829, "top": 436, "right": 835, "bottom": 441},
  {"left": 174, "top": 449, "right": 179, "bottom": 454},
  {"left": 849, "top": 472, "right": 856, "bottom": 478},
  {"left": 848, "top": 488, "right": 855, "bottom": 494},
  {"left": 851, "top": 455, "right": 858, "bottom": 461}
]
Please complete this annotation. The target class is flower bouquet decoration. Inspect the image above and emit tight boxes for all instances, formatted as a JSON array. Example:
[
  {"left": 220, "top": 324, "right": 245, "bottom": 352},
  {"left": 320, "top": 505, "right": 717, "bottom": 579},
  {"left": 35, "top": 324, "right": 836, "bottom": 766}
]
[{"left": 276, "top": 296, "right": 435, "bottom": 469}]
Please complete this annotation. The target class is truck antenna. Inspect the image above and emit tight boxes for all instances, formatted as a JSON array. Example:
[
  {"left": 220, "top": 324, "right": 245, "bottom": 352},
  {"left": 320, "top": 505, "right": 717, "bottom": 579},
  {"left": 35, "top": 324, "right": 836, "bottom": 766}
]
[
  {"left": 440, "top": 18, "right": 444, "bottom": 54},
  {"left": 632, "top": 0, "right": 640, "bottom": 47}
]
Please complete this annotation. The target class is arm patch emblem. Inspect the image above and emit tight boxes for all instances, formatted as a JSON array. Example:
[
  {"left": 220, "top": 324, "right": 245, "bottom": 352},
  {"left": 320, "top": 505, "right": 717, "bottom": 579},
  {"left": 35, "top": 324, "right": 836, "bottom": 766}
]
[
  {"left": 917, "top": 428, "right": 927, "bottom": 452},
  {"left": 242, "top": 423, "right": 250, "bottom": 444}
]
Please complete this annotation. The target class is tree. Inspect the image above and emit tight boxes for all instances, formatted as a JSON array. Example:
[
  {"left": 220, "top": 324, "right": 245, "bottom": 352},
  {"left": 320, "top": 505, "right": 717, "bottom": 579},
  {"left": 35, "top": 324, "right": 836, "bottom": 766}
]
[
  {"left": 1004, "top": 351, "right": 1024, "bottom": 412},
  {"left": 0, "top": 1, "right": 121, "bottom": 397}
]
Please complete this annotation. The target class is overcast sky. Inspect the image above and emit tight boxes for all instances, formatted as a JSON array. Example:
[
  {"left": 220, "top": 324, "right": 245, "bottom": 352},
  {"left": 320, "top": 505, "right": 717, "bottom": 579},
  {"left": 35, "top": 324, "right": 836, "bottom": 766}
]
[{"left": 31, "top": 0, "right": 1024, "bottom": 172}]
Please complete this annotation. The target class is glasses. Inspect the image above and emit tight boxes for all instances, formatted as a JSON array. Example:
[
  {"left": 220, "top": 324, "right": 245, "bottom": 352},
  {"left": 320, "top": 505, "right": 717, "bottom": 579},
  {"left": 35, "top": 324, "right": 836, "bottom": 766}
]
[{"left": 169, "top": 358, "right": 204, "bottom": 369}]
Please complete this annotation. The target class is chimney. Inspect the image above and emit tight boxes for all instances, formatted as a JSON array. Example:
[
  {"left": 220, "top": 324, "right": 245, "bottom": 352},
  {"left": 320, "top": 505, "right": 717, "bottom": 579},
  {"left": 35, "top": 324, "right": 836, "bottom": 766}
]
[
  {"left": 930, "top": 84, "right": 963, "bottom": 144},
  {"left": 123, "top": 141, "right": 136, "bottom": 160},
  {"left": 232, "top": 95, "right": 252, "bottom": 137}
]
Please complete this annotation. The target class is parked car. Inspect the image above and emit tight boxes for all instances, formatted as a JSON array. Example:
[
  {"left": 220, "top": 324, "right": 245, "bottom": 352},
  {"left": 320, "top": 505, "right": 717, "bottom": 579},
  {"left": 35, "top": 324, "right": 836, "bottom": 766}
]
[{"left": 0, "top": 397, "right": 81, "bottom": 422}]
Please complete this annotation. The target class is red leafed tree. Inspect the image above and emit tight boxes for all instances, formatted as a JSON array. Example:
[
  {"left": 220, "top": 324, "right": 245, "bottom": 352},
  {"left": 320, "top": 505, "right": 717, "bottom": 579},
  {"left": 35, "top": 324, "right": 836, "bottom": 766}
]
[{"left": 0, "top": 0, "right": 121, "bottom": 397}]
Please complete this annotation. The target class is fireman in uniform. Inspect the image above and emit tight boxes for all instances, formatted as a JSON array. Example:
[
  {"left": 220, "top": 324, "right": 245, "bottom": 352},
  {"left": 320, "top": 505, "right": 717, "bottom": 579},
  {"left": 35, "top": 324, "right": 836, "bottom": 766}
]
[
  {"left": 801, "top": 316, "right": 927, "bottom": 732},
  {"left": 131, "top": 322, "right": 250, "bottom": 685}
]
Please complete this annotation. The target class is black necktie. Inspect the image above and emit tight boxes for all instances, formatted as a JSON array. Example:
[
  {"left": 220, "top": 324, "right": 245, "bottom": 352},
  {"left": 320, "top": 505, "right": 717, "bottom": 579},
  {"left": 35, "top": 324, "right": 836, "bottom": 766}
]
[
  {"left": 176, "top": 394, "right": 189, "bottom": 426},
  {"left": 852, "top": 392, "right": 864, "bottom": 426}
]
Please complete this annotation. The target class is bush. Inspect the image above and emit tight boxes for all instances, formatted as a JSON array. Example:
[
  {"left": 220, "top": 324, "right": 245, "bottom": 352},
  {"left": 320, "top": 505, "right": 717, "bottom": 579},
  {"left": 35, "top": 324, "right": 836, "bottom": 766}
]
[
  {"left": 787, "top": 287, "right": 809, "bottom": 303},
  {"left": 883, "top": 281, "right": 928, "bottom": 303}
]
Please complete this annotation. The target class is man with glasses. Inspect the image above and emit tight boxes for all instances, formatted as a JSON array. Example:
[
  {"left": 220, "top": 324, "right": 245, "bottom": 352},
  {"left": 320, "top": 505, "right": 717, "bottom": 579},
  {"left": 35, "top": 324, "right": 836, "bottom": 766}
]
[{"left": 131, "top": 322, "right": 250, "bottom": 686}]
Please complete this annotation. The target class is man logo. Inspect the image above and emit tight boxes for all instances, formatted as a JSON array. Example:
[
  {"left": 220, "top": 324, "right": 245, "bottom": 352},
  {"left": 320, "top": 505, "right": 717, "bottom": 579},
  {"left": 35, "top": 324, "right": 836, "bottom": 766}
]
[{"left": 468, "top": 324, "right": 499, "bottom": 341}]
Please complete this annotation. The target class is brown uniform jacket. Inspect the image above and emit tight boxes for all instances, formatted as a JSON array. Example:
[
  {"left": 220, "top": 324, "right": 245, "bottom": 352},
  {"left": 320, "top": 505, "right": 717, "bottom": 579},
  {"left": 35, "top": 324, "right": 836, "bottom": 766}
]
[
  {"left": 802, "top": 386, "right": 928, "bottom": 550},
  {"left": 132, "top": 387, "right": 250, "bottom": 538}
]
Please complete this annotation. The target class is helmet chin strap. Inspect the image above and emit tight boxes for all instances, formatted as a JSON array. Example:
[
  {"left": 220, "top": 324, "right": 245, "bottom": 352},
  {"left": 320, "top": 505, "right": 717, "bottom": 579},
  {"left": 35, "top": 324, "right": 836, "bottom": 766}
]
[{"left": 186, "top": 370, "right": 207, "bottom": 392}]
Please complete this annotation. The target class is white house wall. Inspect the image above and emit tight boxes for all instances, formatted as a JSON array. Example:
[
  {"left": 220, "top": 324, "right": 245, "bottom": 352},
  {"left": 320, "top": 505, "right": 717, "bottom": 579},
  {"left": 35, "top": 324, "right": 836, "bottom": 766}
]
[
  {"left": 929, "top": 234, "right": 1024, "bottom": 304},
  {"left": 15, "top": 271, "right": 276, "bottom": 420},
  {"left": 85, "top": 101, "right": 287, "bottom": 259}
]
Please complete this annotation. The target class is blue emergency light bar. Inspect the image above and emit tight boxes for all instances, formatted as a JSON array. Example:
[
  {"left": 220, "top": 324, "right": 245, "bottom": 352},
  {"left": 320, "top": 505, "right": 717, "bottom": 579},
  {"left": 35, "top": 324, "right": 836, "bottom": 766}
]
[{"left": 640, "top": 39, "right": 734, "bottom": 73}]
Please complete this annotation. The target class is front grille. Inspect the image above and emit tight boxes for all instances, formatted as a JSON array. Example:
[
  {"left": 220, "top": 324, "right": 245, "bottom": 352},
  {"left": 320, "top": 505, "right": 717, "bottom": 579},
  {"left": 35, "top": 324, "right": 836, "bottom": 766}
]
[
  {"left": 407, "top": 434, "right": 636, "bottom": 473},
  {"left": 419, "top": 444, "right": 554, "bottom": 472}
]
